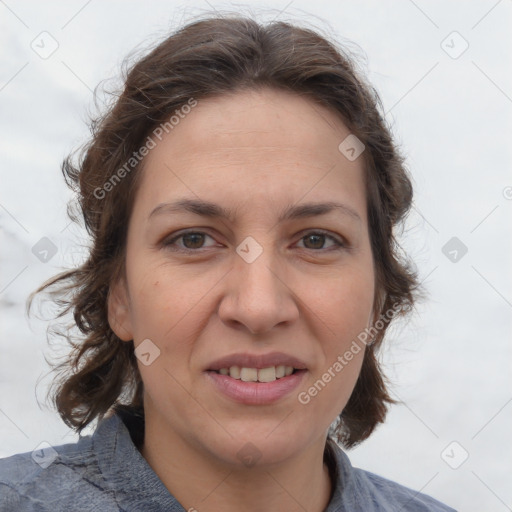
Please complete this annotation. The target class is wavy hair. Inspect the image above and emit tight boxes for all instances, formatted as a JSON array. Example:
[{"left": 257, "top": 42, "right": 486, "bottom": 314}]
[{"left": 28, "top": 14, "right": 419, "bottom": 449}]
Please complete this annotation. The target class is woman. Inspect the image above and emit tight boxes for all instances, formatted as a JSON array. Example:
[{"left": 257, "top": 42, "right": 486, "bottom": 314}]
[{"left": 0, "top": 15, "right": 455, "bottom": 511}]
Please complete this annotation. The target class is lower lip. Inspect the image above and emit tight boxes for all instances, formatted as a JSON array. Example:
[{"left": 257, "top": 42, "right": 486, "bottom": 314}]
[{"left": 206, "top": 370, "right": 307, "bottom": 405}]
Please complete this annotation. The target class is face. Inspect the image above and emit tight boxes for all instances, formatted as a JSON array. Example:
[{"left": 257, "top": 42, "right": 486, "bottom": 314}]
[{"left": 109, "top": 87, "right": 376, "bottom": 467}]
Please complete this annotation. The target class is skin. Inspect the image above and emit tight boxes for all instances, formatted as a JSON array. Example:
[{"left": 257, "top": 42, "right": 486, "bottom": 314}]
[{"left": 108, "top": 87, "right": 376, "bottom": 512}]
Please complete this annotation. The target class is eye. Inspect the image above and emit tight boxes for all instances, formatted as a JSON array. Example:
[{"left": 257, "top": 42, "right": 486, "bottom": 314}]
[
  {"left": 162, "top": 229, "right": 345, "bottom": 253},
  {"left": 296, "top": 231, "right": 345, "bottom": 251},
  {"left": 163, "top": 231, "right": 217, "bottom": 252}
]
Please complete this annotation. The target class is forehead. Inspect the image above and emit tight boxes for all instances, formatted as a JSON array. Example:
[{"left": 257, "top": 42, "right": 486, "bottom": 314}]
[
  {"left": 156, "top": 88, "right": 352, "bottom": 157},
  {"left": 134, "top": 88, "right": 367, "bottom": 222}
]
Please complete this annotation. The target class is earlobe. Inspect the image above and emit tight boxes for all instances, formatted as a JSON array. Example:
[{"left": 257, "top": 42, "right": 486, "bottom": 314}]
[{"left": 107, "top": 279, "right": 133, "bottom": 342}]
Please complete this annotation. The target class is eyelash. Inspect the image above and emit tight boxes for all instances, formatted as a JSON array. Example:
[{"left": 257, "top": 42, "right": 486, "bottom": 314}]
[{"left": 162, "top": 229, "right": 346, "bottom": 254}]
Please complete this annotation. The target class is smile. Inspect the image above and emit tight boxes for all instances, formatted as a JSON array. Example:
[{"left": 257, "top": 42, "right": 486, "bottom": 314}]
[
  {"left": 214, "top": 365, "right": 295, "bottom": 382},
  {"left": 206, "top": 367, "right": 307, "bottom": 405}
]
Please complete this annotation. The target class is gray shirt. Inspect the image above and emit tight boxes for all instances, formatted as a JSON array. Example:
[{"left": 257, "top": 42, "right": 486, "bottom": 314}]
[{"left": 0, "top": 411, "right": 456, "bottom": 511}]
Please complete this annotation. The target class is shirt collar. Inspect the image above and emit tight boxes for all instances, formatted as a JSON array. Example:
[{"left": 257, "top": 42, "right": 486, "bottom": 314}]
[
  {"left": 92, "top": 412, "right": 184, "bottom": 511},
  {"left": 92, "top": 411, "right": 352, "bottom": 511}
]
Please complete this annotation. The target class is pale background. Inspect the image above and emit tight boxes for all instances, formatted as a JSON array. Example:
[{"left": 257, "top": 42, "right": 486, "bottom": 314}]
[{"left": 1, "top": 1, "right": 511, "bottom": 511}]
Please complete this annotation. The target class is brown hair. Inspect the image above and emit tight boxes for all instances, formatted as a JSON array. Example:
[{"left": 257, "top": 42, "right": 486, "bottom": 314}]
[{"left": 29, "top": 14, "right": 419, "bottom": 449}]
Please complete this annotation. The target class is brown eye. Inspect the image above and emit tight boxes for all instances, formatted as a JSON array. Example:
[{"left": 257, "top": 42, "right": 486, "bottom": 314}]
[
  {"left": 297, "top": 231, "right": 343, "bottom": 251},
  {"left": 163, "top": 231, "right": 217, "bottom": 252},
  {"left": 303, "top": 234, "right": 326, "bottom": 249},
  {"left": 181, "top": 233, "right": 207, "bottom": 249}
]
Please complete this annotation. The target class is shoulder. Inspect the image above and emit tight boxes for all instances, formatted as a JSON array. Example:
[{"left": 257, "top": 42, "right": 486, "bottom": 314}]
[
  {"left": 351, "top": 467, "right": 456, "bottom": 511},
  {"left": 326, "top": 440, "right": 457, "bottom": 511},
  {"left": 0, "top": 417, "right": 121, "bottom": 511}
]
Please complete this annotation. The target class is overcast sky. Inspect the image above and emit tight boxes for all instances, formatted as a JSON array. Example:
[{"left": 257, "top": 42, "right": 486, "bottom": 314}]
[{"left": 1, "top": 1, "right": 511, "bottom": 510}]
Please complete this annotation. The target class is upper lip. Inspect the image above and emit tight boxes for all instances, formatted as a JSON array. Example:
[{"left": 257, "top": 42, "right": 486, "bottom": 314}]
[{"left": 207, "top": 352, "right": 308, "bottom": 371}]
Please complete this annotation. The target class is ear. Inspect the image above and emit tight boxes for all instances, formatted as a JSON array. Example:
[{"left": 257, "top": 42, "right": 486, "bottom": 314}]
[{"left": 108, "top": 277, "right": 133, "bottom": 342}]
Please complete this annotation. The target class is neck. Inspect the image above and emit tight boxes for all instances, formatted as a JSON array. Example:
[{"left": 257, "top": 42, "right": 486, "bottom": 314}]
[{"left": 140, "top": 420, "right": 333, "bottom": 512}]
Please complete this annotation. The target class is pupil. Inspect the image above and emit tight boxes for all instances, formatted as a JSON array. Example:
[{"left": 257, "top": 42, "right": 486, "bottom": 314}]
[
  {"left": 181, "top": 234, "right": 325, "bottom": 250},
  {"left": 305, "top": 234, "right": 324, "bottom": 249},
  {"left": 183, "top": 233, "right": 204, "bottom": 249}
]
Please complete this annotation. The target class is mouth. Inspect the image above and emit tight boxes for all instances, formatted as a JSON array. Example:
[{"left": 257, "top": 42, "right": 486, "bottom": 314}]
[
  {"left": 205, "top": 352, "right": 308, "bottom": 405},
  {"left": 210, "top": 365, "right": 301, "bottom": 383}
]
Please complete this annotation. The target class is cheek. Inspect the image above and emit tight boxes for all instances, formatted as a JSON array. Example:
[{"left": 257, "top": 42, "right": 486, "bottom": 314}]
[
  {"left": 126, "top": 262, "right": 218, "bottom": 350},
  {"left": 127, "top": 269, "right": 207, "bottom": 394},
  {"left": 297, "top": 265, "right": 373, "bottom": 405},
  {"left": 305, "top": 264, "right": 375, "bottom": 339}
]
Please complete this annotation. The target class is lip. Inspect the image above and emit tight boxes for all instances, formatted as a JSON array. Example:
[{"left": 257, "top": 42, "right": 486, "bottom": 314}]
[
  {"left": 206, "top": 369, "right": 307, "bottom": 405},
  {"left": 206, "top": 351, "right": 308, "bottom": 372}
]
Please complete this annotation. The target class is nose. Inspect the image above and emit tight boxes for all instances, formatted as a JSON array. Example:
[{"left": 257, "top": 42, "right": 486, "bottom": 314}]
[{"left": 217, "top": 247, "right": 300, "bottom": 336}]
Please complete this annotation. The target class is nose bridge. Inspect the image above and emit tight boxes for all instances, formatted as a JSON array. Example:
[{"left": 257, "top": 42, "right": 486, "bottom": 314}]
[
  {"left": 235, "top": 235, "right": 283, "bottom": 304},
  {"left": 244, "top": 248, "right": 280, "bottom": 290},
  {"left": 218, "top": 235, "right": 298, "bottom": 334}
]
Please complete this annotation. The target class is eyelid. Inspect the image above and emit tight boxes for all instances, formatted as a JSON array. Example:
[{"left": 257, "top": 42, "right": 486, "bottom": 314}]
[
  {"left": 294, "top": 229, "right": 345, "bottom": 249},
  {"left": 162, "top": 228, "right": 346, "bottom": 253},
  {"left": 163, "top": 229, "right": 218, "bottom": 251}
]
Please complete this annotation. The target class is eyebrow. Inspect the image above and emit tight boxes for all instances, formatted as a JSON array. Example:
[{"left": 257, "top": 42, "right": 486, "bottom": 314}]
[{"left": 148, "top": 198, "right": 361, "bottom": 224}]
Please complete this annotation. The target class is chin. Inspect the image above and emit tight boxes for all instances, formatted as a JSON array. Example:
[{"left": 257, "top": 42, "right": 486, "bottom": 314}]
[{"left": 200, "top": 420, "right": 322, "bottom": 468}]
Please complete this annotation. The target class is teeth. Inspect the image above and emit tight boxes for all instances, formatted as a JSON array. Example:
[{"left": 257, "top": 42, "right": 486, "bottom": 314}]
[
  {"left": 230, "top": 366, "right": 241, "bottom": 379},
  {"left": 218, "top": 365, "right": 295, "bottom": 382},
  {"left": 258, "top": 366, "right": 276, "bottom": 382},
  {"left": 240, "top": 367, "right": 258, "bottom": 382}
]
